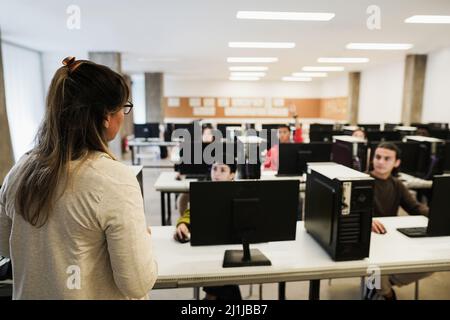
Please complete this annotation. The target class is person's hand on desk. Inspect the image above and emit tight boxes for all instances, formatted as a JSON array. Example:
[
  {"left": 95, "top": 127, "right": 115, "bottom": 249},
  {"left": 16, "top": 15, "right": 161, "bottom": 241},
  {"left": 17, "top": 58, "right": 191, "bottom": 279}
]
[
  {"left": 174, "top": 223, "right": 191, "bottom": 243},
  {"left": 372, "top": 219, "right": 387, "bottom": 234}
]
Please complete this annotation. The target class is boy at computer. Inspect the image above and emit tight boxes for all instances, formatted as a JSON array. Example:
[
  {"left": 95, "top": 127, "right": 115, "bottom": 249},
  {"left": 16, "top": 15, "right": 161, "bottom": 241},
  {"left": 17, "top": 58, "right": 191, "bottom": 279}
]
[
  {"left": 263, "top": 122, "right": 303, "bottom": 171},
  {"left": 174, "top": 161, "right": 242, "bottom": 300},
  {"left": 367, "top": 142, "right": 431, "bottom": 300}
]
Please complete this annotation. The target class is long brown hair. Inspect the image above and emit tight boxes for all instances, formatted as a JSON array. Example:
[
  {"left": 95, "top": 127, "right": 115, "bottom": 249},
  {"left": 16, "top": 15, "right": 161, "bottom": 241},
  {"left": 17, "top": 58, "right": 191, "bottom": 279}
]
[{"left": 14, "top": 57, "right": 129, "bottom": 227}]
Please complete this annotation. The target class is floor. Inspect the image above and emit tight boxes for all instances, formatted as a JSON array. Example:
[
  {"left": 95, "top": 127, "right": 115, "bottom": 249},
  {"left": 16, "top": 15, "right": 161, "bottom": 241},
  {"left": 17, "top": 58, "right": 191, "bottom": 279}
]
[{"left": 132, "top": 155, "right": 450, "bottom": 300}]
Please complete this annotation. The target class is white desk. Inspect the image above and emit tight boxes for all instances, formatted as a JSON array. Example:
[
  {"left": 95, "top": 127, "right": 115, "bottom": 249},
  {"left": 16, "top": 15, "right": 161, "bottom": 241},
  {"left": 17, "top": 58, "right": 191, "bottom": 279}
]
[
  {"left": 153, "top": 171, "right": 306, "bottom": 225},
  {"left": 398, "top": 173, "right": 433, "bottom": 190},
  {"left": 128, "top": 139, "right": 179, "bottom": 165},
  {"left": 152, "top": 216, "right": 450, "bottom": 299}
]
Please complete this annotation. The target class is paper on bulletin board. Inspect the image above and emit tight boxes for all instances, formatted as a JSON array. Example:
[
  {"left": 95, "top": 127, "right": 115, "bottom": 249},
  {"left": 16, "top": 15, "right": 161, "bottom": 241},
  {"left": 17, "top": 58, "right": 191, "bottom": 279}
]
[
  {"left": 217, "top": 98, "right": 229, "bottom": 107},
  {"left": 231, "top": 98, "right": 251, "bottom": 108},
  {"left": 273, "top": 98, "right": 285, "bottom": 107},
  {"left": 167, "top": 97, "right": 180, "bottom": 107},
  {"left": 189, "top": 98, "right": 201, "bottom": 107},
  {"left": 203, "top": 98, "right": 215, "bottom": 108},
  {"left": 267, "top": 108, "right": 289, "bottom": 116},
  {"left": 252, "top": 98, "right": 265, "bottom": 107},
  {"left": 193, "top": 107, "right": 216, "bottom": 116}
]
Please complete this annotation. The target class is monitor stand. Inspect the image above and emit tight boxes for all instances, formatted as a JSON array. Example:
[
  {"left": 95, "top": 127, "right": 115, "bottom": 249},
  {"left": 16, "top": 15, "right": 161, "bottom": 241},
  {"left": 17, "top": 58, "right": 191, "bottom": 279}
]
[{"left": 222, "top": 239, "right": 271, "bottom": 268}]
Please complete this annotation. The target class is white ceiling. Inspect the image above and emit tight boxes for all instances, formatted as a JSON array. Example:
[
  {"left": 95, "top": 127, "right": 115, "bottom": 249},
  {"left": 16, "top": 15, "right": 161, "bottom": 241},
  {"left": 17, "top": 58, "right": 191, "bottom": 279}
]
[{"left": 1, "top": 0, "right": 450, "bottom": 81}]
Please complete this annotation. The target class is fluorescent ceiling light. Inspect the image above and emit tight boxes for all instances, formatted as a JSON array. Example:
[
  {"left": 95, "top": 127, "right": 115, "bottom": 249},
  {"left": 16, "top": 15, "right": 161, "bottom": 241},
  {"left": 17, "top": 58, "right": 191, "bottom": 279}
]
[
  {"left": 318, "top": 57, "right": 369, "bottom": 63},
  {"left": 229, "top": 76, "right": 260, "bottom": 81},
  {"left": 292, "top": 72, "right": 327, "bottom": 77},
  {"left": 302, "top": 66, "right": 344, "bottom": 72},
  {"left": 230, "top": 72, "right": 266, "bottom": 77},
  {"left": 346, "top": 43, "right": 413, "bottom": 50},
  {"left": 236, "top": 11, "right": 335, "bottom": 21},
  {"left": 227, "top": 57, "right": 278, "bottom": 63},
  {"left": 282, "top": 77, "right": 312, "bottom": 82},
  {"left": 229, "top": 66, "right": 268, "bottom": 71},
  {"left": 228, "top": 42, "right": 295, "bottom": 48},
  {"left": 405, "top": 15, "right": 450, "bottom": 24}
]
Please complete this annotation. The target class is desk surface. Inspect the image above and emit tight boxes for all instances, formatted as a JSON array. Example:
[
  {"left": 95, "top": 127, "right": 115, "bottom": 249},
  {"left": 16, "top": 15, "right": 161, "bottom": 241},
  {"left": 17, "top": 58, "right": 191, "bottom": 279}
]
[
  {"left": 152, "top": 216, "right": 450, "bottom": 288},
  {"left": 154, "top": 171, "right": 305, "bottom": 193},
  {"left": 398, "top": 173, "right": 432, "bottom": 189}
]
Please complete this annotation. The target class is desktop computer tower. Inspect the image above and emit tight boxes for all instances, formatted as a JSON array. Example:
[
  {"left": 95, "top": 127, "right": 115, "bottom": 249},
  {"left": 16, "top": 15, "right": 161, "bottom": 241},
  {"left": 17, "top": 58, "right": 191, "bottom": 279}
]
[
  {"left": 331, "top": 136, "right": 368, "bottom": 172},
  {"left": 304, "top": 163, "right": 374, "bottom": 261},
  {"left": 406, "top": 136, "right": 446, "bottom": 179}
]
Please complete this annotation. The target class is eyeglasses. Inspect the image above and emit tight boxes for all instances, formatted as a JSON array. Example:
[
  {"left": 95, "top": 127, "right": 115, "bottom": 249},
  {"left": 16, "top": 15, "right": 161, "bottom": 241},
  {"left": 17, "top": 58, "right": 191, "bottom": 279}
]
[{"left": 123, "top": 101, "right": 133, "bottom": 114}]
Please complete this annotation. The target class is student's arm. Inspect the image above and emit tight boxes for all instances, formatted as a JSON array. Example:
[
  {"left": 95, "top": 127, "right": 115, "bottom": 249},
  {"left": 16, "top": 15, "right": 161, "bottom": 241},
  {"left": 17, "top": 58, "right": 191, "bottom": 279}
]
[
  {"left": 399, "top": 181, "right": 429, "bottom": 216},
  {"left": 263, "top": 148, "right": 273, "bottom": 169},
  {"left": 177, "top": 208, "right": 190, "bottom": 227},
  {"left": 175, "top": 209, "right": 191, "bottom": 241},
  {"left": 0, "top": 182, "right": 12, "bottom": 258},
  {"left": 98, "top": 182, "right": 158, "bottom": 299}
]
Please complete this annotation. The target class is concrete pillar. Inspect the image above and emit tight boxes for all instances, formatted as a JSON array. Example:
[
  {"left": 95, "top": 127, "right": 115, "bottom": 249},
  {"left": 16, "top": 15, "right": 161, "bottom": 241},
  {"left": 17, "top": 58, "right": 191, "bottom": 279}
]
[
  {"left": 145, "top": 73, "right": 164, "bottom": 123},
  {"left": 348, "top": 72, "right": 361, "bottom": 125},
  {"left": 88, "top": 52, "right": 123, "bottom": 159},
  {"left": 0, "top": 30, "right": 15, "bottom": 185},
  {"left": 401, "top": 54, "right": 427, "bottom": 125}
]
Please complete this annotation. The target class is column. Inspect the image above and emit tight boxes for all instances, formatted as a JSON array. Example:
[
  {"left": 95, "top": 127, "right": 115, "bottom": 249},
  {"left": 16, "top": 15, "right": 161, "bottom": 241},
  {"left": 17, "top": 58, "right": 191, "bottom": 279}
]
[
  {"left": 347, "top": 72, "right": 361, "bottom": 126},
  {"left": 401, "top": 54, "right": 427, "bottom": 125},
  {"left": 145, "top": 72, "right": 164, "bottom": 123},
  {"left": 0, "top": 29, "right": 15, "bottom": 185}
]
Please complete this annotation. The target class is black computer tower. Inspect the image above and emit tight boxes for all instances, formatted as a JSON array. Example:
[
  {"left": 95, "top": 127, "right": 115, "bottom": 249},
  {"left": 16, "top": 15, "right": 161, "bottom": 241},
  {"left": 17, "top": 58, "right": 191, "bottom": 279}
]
[
  {"left": 406, "top": 136, "right": 446, "bottom": 179},
  {"left": 331, "top": 136, "right": 368, "bottom": 172},
  {"left": 304, "top": 163, "right": 374, "bottom": 261}
]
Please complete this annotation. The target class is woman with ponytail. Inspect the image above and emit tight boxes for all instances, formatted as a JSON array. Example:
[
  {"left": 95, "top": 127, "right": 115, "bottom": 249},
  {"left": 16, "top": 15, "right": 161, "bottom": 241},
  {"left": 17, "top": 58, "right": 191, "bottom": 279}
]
[{"left": 0, "top": 57, "right": 158, "bottom": 299}]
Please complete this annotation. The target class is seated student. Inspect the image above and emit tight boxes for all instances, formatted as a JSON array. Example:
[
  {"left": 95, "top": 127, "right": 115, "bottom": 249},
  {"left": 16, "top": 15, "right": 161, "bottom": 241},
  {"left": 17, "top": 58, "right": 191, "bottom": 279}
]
[
  {"left": 176, "top": 124, "right": 215, "bottom": 215},
  {"left": 175, "top": 162, "right": 242, "bottom": 300},
  {"left": 352, "top": 127, "right": 366, "bottom": 139},
  {"left": 366, "top": 142, "right": 431, "bottom": 300},
  {"left": 263, "top": 123, "right": 303, "bottom": 171}
]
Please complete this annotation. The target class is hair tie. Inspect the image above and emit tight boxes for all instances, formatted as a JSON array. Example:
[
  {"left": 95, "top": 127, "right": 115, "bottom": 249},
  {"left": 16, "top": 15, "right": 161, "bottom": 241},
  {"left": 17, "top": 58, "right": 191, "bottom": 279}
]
[{"left": 62, "top": 56, "right": 82, "bottom": 73}]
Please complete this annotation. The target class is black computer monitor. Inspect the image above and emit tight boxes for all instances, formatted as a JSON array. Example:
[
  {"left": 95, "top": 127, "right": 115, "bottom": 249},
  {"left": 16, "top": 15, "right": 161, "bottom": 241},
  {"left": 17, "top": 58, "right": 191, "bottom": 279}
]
[
  {"left": 173, "top": 122, "right": 202, "bottom": 141},
  {"left": 217, "top": 123, "right": 242, "bottom": 137},
  {"left": 444, "top": 141, "right": 450, "bottom": 173},
  {"left": 278, "top": 142, "right": 332, "bottom": 176},
  {"left": 357, "top": 124, "right": 381, "bottom": 132},
  {"left": 177, "top": 142, "right": 211, "bottom": 177},
  {"left": 190, "top": 180, "right": 299, "bottom": 267},
  {"left": 366, "top": 130, "right": 401, "bottom": 142},
  {"left": 331, "top": 141, "right": 354, "bottom": 168},
  {"left": 384, "top": 123, "right": 403, "bottom": 131},
  {"left": 397, "top": 174, "right": 450, "bottom": 237},
  {"left": 134, "top": 123, "right": 160, "bottom": 139},
  {"left": 309, "top": 130, "right": 343, "bottom": 142},
  {"left": 309, "top": 123, "right": 334, "bottom": 132}
]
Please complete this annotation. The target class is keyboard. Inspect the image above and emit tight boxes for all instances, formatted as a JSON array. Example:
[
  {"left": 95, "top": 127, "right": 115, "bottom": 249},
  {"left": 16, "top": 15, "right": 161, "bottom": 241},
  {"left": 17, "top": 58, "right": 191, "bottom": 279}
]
[{"left": 397, "top": 227, "right": 428, "bottom": 238}]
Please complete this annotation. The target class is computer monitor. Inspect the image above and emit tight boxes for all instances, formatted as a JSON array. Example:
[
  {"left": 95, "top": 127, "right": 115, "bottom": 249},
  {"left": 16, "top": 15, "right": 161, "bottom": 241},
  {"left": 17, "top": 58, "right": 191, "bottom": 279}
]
[
  {"left": 331, "top": 136, "right": 368, "bottom": 172},
  {"left": 217, "top": 123, "right": 242, "bottom": 137},
  {"left": 309, "top": 130, "right": 344, "bottom": 142},
  {"left": 357, "top": 124, "right": 381, "bottom": 132},
  {"left": 174, "top": 122, "right": 201, "bottom": 141},
  {"left": 444, "top": 141, "right": 450, "bottom": 173},
  {"left": 366, "top": 130, "right": 401, "bottom": 142},
  {"left": 384, "top": 123, "right": 403, "bottom": 131},
  {"left": 134, "top": 123, "right": 160, "bottom": 139},
  {"left": 190, "top": 180, "right": 299, "bottom": 267},
  {"left": 278, "top": 142, "right": 332, "bottom": 176},
  {"left": 177, "top": 142, "right": 211, "bottom": 177},
  {"left": 397, "top": 174, "right": 450, "bottom": 237},
  {"left": 309, "top": 123, "right": 334, "bottom": 132}
]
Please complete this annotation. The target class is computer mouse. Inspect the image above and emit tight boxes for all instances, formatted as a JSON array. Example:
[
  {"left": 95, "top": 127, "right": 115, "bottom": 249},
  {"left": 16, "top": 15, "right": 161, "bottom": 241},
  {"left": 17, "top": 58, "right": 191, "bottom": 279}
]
[{"left": 176, "top": 233, "right": 191, "bottom": 243}]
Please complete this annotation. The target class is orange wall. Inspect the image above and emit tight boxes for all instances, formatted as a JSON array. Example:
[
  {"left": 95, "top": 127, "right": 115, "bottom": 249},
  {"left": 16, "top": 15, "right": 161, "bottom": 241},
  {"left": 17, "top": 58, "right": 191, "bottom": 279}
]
[{"left": 164, "top": 97, "right": 347, "bottom": 120}]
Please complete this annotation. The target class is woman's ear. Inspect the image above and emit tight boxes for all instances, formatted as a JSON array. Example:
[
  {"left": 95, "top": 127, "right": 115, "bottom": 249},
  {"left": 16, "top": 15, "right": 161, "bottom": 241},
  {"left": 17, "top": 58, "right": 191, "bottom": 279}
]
[
  {"left": 394, "top": 158, "right": 401, "bottom": 168},
  {"left": 230, "top": 172, "right": 235, "bottom": 180},
  {"left": 103, "top": 114, "right": 111, "bottom": 129}
]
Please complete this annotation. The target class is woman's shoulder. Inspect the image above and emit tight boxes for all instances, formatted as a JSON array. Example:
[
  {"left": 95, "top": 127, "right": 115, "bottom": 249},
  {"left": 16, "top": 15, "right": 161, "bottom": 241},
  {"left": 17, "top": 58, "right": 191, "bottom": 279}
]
[{"left": 84, "top": 153, "right": 138, "bottom": 187}]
